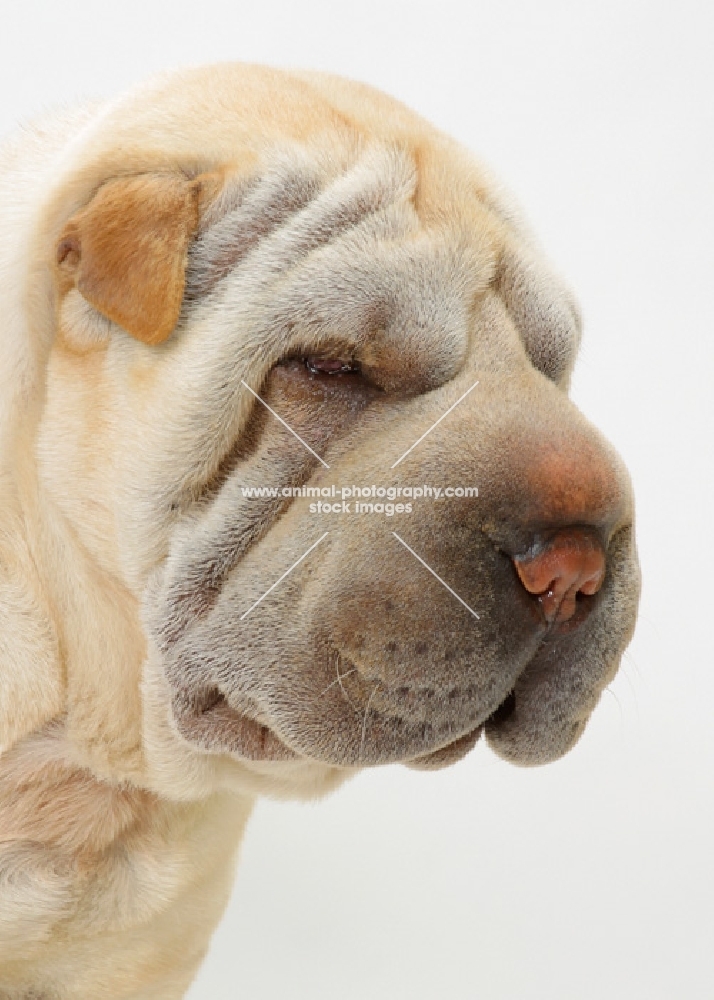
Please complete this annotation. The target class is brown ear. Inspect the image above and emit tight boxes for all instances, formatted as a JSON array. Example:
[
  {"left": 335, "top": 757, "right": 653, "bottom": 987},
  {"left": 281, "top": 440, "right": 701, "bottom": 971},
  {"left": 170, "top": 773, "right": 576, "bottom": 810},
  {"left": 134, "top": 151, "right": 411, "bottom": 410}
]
[{"left": 56, "top": 173, "right": 203, "bottom": 346}]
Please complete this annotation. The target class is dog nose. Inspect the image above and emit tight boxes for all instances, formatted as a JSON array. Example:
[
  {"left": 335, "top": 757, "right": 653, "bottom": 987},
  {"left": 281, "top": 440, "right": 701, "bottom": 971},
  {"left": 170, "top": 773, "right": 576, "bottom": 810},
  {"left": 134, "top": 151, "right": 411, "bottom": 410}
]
[{"left": 512, "top": 528, "right": 606, "bottom": 625}]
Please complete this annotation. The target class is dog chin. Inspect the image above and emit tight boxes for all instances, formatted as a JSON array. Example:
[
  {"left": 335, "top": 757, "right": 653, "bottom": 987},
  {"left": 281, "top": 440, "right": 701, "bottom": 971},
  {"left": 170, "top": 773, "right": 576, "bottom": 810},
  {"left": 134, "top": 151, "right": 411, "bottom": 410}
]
[
  {"left": 168, "top": 682, "right": 518, "bottom": 771},
  {"left": 405, "top": 725, "right": 484, "bottom": 770}
]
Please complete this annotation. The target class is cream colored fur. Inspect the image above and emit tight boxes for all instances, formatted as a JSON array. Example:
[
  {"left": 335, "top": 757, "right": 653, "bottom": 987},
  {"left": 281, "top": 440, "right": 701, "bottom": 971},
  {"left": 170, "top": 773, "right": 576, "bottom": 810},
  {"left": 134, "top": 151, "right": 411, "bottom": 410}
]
[{"left": 0, "top": 65, "right": 639, "bottom": 997}]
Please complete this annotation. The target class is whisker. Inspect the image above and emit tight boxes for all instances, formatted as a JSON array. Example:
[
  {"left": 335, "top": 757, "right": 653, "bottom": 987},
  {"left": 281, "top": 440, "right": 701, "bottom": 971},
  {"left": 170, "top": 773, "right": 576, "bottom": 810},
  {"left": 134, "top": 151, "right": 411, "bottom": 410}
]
[
  {"left": 359, "top": 682, "right": 380, "bottom": 764},
  {"left": 318, "top": 665, "right": 357, "bottom": 699},
  {"left": 336, "top": 655, "right": 358, "bottom": 711}
]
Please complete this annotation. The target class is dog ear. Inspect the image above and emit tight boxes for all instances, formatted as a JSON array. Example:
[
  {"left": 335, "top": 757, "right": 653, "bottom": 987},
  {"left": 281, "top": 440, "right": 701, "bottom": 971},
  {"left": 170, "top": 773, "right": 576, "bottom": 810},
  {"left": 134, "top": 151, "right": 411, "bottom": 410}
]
[{"left": 55, "top": 173, "right": 206, "bottom": 346}]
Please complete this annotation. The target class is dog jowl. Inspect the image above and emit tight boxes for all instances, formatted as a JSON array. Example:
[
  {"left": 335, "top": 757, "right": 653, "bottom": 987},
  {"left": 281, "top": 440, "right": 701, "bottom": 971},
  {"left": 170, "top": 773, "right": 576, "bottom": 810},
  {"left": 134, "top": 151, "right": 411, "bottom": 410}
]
[{"left": 0, "top": 64, "right": 640, "bottom": 997}]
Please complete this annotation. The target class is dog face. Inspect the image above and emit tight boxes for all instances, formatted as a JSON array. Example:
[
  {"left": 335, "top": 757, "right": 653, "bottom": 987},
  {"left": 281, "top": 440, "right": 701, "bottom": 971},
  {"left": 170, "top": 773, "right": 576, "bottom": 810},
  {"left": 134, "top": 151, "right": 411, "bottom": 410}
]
[{"left": 35, "top": 66, "right": 639, "bottom": 796}]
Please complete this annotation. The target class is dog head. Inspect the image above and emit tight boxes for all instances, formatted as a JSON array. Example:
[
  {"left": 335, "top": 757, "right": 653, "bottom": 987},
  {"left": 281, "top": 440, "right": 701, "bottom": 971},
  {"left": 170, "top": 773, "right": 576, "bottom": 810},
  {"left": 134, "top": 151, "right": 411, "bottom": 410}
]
[{"left": 25, "top": 65, "right": 639, "bottom": 797}]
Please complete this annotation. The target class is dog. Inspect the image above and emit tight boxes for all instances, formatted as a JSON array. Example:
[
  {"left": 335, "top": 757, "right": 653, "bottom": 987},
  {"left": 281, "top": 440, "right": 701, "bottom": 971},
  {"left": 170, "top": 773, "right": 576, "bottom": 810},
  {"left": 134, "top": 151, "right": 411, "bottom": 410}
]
[{"left": 0, "top": 63, "right": 640, "bottom": 997}]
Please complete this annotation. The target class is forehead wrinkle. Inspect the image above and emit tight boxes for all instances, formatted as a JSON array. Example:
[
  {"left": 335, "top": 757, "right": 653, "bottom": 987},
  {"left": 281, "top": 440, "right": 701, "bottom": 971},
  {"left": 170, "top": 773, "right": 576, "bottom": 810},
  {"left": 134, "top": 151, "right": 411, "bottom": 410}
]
[
  {"left": 185, "top": 156, "right": 323, "bottom": 301},
  {"left": 184, "top": 142, "right": 417, "bottom": 305}
]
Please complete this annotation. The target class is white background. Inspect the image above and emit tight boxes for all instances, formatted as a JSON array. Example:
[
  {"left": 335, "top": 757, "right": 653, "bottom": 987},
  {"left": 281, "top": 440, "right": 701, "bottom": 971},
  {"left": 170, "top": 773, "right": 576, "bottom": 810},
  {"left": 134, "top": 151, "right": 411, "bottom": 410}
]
[{"left": 2, "top": 2, "right": 712, "bottom": 998}]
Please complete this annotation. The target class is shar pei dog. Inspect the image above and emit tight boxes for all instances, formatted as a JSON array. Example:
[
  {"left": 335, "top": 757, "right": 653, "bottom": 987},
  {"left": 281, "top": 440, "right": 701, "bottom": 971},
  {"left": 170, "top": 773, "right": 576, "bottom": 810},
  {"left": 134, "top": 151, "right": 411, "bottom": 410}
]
[{"left": 0, "top": 64, "right": 640, "bottom": 998}]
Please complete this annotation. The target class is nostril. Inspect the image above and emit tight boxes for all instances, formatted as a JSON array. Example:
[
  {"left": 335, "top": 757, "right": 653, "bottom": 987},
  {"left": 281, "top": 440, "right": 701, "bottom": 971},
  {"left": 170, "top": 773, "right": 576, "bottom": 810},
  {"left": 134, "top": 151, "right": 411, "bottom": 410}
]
[{"left": 512, "top": 528, "right": 606, "bottom": 625}]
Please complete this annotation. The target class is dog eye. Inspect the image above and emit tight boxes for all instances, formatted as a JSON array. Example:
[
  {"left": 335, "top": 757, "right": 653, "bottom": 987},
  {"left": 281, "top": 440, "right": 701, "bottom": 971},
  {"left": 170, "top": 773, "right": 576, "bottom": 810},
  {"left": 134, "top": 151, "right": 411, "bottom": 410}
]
[{"left": 304, "top": 357, "right": 360, "bottom": 376}]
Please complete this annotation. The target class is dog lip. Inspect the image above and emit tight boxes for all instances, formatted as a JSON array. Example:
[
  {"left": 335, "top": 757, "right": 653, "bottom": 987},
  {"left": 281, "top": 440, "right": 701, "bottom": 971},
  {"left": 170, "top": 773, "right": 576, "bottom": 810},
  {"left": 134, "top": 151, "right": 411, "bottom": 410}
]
[
  {"left": 409, "top": 688, "right": 515, "bottom": 768},
  {"left": 486, "top": 689, "right": 516, "bottom": 725},
  {"left": 224, "top": 713, "right": 300, "bottom": 762},
  {"left": 175, "top": 690, "right": 300, "bottom": 762},
  {"left": 405, "top": 724, "right": 484, "bottom": 770}
]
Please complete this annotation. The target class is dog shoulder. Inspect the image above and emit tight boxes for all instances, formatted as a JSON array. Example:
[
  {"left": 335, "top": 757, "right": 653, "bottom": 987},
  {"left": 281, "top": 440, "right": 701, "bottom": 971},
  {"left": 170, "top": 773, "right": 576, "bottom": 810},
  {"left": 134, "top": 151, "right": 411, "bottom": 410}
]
[{"left": 0, "top": 109, "right": 99, "bottom": 759}]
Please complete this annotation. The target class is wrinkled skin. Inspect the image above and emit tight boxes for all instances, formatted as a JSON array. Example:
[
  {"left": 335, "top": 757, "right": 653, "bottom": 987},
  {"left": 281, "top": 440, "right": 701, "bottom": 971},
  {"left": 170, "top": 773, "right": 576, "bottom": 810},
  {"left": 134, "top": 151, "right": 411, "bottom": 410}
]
[
  {"left": 0, "top": 64, "right": 641, "bottom": 997},
  {"left": 38, "top": 120, "right": 640, "bottom": 785},
  {"left": 124, "top": 141, "right": 640, "bottom": 776}
]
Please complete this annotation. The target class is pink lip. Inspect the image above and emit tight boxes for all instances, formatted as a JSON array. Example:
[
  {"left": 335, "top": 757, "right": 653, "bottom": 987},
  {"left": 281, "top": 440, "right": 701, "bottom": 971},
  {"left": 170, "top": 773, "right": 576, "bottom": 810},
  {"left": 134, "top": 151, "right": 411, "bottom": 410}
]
[{"left": 174, "top": 694, "right": 300, "bottom": 762}]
